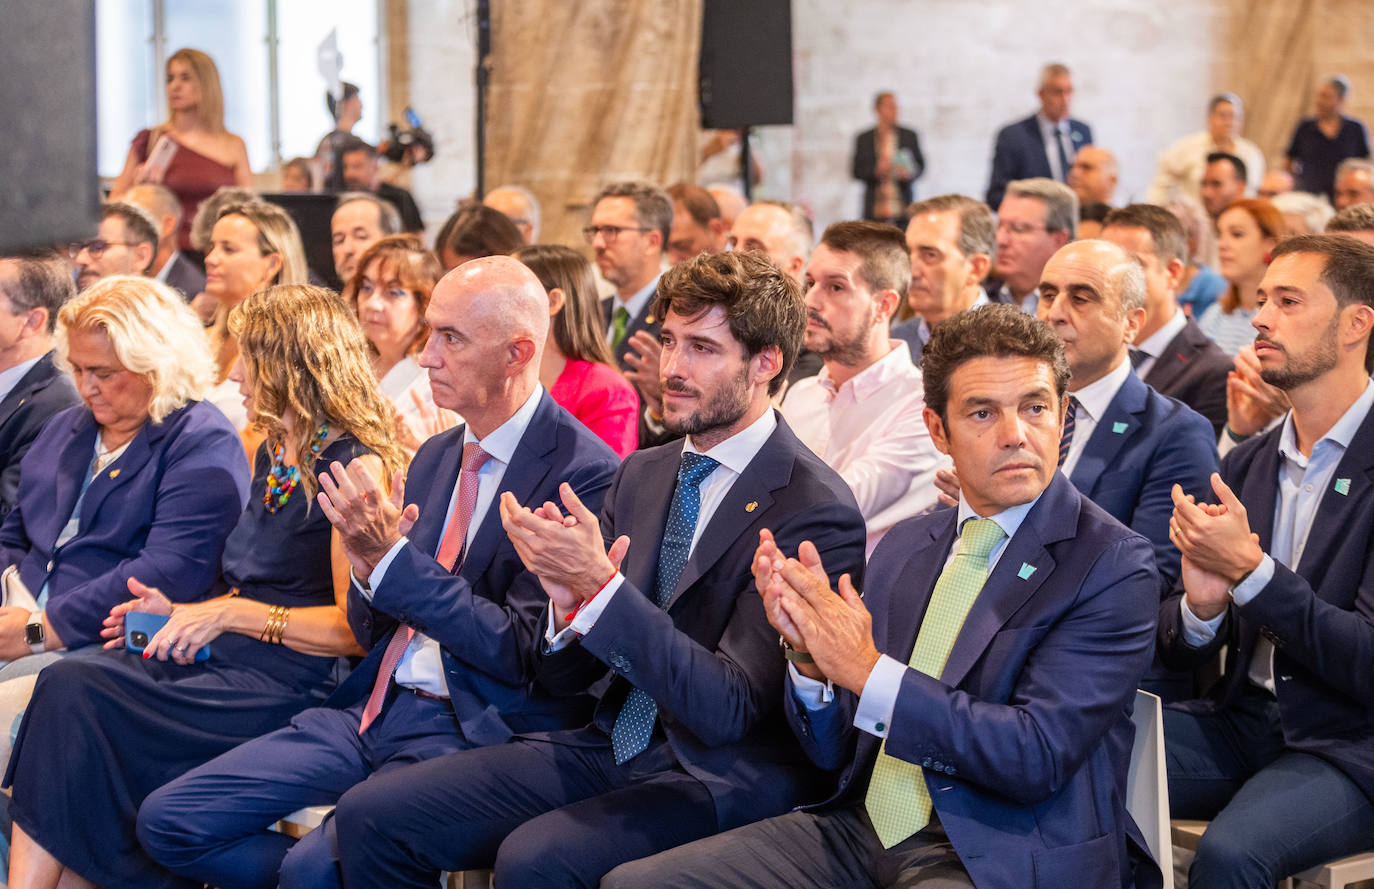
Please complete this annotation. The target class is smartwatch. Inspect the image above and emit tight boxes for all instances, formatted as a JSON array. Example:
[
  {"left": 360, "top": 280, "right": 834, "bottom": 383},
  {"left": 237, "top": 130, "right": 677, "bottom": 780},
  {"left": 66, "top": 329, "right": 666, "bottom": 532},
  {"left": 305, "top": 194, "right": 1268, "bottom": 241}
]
[{"left": 24, "top": 611, "right": 45, "bottom": 655}]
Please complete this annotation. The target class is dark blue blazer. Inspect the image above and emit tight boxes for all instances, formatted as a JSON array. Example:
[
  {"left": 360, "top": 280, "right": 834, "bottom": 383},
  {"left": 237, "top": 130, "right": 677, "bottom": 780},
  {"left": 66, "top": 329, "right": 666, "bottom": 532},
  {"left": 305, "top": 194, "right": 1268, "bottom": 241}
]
[
  {"left": 985, "top": 114, "right": 1093, "bottom": 208},
  {"left": 331, "top": 390, "right": 621, "bottom": 746},
  {"left": 1158, "top": 400, "right": 1374, "bottom": 806},
  {"left": 0, "top": 400, "right": 248, "bottom": 649},
  {"left": 788, "top": 473, "right": 1161, "bottom": 889},
  {"left": 1140, "top": 318, "right": 1233, "bottom": 438},
  {"left": 532, "top": 413, "right": 868, "bottom": 832},
  {"left": 889, "top": 317, "right": 926, "bottom": 366},
  {"left": 0, "top": 352, "right": 80, "bottom": 518},
  {"left": 1068, "top": 372, "right": 1217, "bottom": 593}
]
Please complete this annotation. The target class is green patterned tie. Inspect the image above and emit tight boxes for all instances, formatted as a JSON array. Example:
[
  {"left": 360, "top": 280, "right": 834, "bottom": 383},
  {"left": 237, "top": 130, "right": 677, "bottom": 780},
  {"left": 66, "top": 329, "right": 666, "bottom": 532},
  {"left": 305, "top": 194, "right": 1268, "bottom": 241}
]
[
  {"left": 864, "top": 517, "right": 1006, "bottom": 848},
  {"left": 611, "top": 305, "right": 631, "bottom": 348}
]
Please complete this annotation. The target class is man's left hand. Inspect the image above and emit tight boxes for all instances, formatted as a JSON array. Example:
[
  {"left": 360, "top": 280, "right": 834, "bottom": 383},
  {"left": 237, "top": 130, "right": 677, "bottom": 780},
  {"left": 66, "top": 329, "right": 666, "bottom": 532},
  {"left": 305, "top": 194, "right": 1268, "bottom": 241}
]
[
  {"left": 623, "top": 331, "right": 664, "bottom": 413},
  {"left": 1170, "top": 474, "right": 1265, "bottom": 587},
  {"left": 773, "top": 541, "right": 881, "bottom": 694},
  {"left": 318, "top": 462, "right": 417, "bottom": 578},
  {"left": 501, "top": 483, "right": 629, "bottom": 615}
]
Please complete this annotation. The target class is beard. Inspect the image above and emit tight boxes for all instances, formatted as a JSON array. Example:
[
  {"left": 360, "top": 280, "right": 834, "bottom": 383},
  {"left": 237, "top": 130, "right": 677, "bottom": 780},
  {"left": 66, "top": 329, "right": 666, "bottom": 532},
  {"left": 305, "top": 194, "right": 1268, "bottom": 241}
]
[
  {"left": 662, "top": 364, "right": 752, "bottom": 439},
  {"left": 1257, "top": 319, "right": 1339, "bottom": 390},
  {"left": 806, "top": 305, "right": 874, "bottom": 367}
]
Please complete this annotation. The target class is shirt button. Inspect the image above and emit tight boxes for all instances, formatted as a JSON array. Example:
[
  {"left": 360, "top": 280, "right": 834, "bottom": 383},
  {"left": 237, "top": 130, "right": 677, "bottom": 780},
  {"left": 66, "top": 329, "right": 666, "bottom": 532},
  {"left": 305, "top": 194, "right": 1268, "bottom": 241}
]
[
  {"left": 874, "top": 722, "right": 885, "bottom": 732},
  {"left": 1304, "top": 484, "right": 1313, "bottom": 492}
]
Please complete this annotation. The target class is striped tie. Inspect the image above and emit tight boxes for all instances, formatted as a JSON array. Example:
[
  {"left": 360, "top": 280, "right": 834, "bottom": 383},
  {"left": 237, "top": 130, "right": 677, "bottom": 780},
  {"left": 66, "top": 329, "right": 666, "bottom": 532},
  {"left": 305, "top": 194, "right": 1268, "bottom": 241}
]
[{"left": 1058, "top": 395, "right": 1079, "bottom": 468}]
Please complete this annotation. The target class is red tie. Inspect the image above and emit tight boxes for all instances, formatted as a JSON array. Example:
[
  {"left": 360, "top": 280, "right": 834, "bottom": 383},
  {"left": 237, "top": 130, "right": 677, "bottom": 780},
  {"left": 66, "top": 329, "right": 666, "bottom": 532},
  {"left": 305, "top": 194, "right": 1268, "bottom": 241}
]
[{"left": 359, "top": 442, "right": 489, "bottom": 733}]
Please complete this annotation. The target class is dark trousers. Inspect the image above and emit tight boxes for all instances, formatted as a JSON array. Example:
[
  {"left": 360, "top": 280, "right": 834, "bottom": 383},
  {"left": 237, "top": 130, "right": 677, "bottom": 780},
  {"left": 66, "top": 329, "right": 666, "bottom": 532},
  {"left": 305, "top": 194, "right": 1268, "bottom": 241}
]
[
  {"left": 1165, "top": 685, "right": 1374, "bottom": 889},
  {"left": 333, "top": 730, "right": 717, "bottom": 889},
  {"left": 602, "top": 805, "right": 972, "bottom": 889},
  {"left": 138, "top": 690, "right": 466, "bottom": 889}
]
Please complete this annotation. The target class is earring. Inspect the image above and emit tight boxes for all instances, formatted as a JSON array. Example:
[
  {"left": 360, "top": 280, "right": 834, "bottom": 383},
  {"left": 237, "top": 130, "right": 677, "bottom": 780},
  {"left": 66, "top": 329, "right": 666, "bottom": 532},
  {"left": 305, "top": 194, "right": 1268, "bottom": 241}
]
[{"left": 1263, "top": 251, "right": 1272, "bottom": 264}]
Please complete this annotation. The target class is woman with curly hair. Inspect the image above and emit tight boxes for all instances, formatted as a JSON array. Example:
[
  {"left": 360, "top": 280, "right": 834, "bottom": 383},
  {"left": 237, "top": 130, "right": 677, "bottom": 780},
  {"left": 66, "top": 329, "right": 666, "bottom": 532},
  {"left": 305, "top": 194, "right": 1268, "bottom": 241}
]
[{"left": 5, "top": 285, "right": 405, "bottom": 889}]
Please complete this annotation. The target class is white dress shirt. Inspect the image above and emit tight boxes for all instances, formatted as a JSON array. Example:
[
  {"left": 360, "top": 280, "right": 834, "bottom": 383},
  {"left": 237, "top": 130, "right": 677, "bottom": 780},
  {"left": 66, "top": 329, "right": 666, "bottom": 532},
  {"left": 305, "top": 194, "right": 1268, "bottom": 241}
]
[
  {"left": 365, "top": 385, "right": 545, "bottom": 696},
  {"left": 1133, "top": 309, "right": 1187, "bottom": 380},
  {"left": 1037, "top": 113, "right": 1074, "bottom": 182},
  {"left": 548, "top": 408, "right": 778, "bottom": 644},
  {"left": 780, "top": 341, "right": 947, "bottom": 556},
  {"left": 1060, "top": 356, "right": 1133, "bottom": 477}
]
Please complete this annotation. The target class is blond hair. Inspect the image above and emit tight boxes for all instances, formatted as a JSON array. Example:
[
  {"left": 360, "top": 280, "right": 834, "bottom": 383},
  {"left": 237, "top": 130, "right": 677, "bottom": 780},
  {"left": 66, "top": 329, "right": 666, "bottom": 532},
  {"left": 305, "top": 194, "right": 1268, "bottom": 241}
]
[
  {"left": 55, "top": 276, "right": 214, "bottom": 423},
  {"left": 229, "top": 285, "right": 407, "bottom": 501},
  {"left": 162, "top": 48, "right": 227, "bottom": 135},
  {"left": 215, "top": 200, "right": 309, "bottom": 287}
]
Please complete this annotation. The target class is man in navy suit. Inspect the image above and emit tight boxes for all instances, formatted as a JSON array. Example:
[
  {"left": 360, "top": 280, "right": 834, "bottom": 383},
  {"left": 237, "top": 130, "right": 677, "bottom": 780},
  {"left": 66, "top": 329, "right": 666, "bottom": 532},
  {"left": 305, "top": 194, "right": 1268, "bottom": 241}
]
[
  {"left": 137, "top": 257, "right": 621, "bottom": 889},
  {"left": 986, "top": 63, "right": 1093, "bottom": 209},
  {"left": 329, "top": 250, "right": 868, "bottom": 889},
  {"left": 125, "top": 184, "right": 206, "bottom": 301},
  {"left": 1161, "top": 235, "right": 1374, "bottom": 888},
  {"left": 1102, "top": 205, "right": 1233, "bottom": 436},
  {"left": 0, "top": 252, "right": 79, "bottom": 516},
  {"left": 601, "top": 303, "right": 1161, "bottom": 889}
]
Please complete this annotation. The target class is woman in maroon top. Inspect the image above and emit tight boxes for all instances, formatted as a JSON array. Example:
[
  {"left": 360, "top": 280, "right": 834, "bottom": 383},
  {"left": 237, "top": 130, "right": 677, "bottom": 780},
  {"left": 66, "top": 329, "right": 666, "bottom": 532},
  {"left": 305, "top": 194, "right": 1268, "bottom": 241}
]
[
  {"left": 516, "top": 244, "right": 638, "bottom": 457},
  {"left": 110, "top": 49, "right": 253, "bottom": 251}
]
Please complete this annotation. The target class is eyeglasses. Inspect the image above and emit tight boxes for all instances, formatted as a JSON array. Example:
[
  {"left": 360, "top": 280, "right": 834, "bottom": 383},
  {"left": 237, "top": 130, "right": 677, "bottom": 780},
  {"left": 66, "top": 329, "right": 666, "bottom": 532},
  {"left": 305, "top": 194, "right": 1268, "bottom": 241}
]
[
  {"left": 582, "top": 225, "right": 650, "bottom": 245},
  {"left": 66, "top": 239, "right": 136, "bottom": 259}
]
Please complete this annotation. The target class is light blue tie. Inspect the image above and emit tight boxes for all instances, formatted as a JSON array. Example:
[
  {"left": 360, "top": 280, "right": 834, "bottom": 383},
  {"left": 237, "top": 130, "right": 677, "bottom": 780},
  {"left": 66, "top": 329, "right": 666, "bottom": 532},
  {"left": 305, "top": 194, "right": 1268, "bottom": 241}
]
[{"left": 611, "top": 451, "right": 719, "bottom": 763}]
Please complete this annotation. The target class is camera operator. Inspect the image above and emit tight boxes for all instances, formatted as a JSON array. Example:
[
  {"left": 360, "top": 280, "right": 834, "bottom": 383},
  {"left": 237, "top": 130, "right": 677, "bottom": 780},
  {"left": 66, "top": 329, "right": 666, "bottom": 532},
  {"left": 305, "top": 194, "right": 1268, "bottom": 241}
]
[{"left": 337, "top": 136, "right": 424, "bottom": 234}]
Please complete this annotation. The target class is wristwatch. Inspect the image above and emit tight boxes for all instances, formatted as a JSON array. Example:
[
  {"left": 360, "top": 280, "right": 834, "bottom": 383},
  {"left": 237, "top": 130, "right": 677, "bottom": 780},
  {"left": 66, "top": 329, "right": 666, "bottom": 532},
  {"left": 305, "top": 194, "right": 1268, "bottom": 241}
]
[
  {"left": 24, "top": 611, "right": 45, "bottom": 655},
  {"left": 779, "top": 635, "right": 814, "bottom": 664}
]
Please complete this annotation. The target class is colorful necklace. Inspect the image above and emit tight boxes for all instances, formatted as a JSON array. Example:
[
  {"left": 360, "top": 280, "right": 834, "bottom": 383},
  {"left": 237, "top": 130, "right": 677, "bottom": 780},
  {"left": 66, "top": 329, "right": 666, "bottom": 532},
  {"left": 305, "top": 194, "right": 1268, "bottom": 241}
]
[{"left": 264, "top": 424, "right": 329, "bottom": 512}]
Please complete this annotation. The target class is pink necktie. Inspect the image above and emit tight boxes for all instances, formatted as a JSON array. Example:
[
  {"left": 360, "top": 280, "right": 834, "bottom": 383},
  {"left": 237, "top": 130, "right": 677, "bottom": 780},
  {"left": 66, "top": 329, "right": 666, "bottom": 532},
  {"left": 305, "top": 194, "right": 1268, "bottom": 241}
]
[{"left": 359, "top": 442, "right": 488, "bottom": 733}]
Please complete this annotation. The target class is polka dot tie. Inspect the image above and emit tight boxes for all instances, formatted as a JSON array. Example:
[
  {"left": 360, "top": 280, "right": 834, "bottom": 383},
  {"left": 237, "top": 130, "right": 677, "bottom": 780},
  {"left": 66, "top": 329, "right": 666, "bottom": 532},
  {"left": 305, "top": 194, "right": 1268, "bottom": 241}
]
[
  {"left": 610, "top": 451, "right": 719, "bottom": 764},
  {"left": 863, "top": 517, "right": 1005, "bottom": 848}
]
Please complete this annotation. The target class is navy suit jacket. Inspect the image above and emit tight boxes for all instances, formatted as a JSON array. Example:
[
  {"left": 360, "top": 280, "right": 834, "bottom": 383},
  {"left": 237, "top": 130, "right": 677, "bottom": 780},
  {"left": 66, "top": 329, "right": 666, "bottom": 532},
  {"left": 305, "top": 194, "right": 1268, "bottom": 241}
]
[
  {"left": 788, "top": 474, "right": 1161, "bottom": 889},
  {"left": 0, "top": 352, "right": 80, "bottom": 518},
  {"left": 986, "top": 114, "right": 1093, "bottom": 208},
  {"left": 601, "top": 292, "right": 662, "bottom": 375},
  {"left": 532, "top": 413, "right": 868, "bottom": 832},
  {"left": 852, "top": 125, "right": 925, "bottom": 220},
  {"left": 1141, "top": 318, "right": 1233, "bottom": 438},
  {"left": 0, "top": 401, "right": 248, "bottom": 648},
  {"left": 331, "top": 390, "right": 621, "bottom": 746},
  {"left": 1068, "top": 372, "right": 1217, "bottom": 593},
  {"left": 1158, "top": 401, "right": 1374, "bottom": 805},
  {"left": 889, "top": 317, "right": 926, "bottom": 366},
  {"left": 162, "top": 252, "right": 206, "bottom": 301}
]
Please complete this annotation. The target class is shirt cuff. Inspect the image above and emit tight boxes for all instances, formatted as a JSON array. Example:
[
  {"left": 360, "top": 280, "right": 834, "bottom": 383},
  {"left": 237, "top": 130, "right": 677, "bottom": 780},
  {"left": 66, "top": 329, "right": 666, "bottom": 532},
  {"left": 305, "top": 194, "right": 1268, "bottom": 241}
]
[
  {"left": 544, "top": 573, "right": 627, "bottom": 649},
  {"left": 1180, "top": 597, "right": 1227, "bottom": 647},
  {"left": 1230, "top": 553, "right": 1274, "bottom": 606},
  {"left": 789, "top": 662, "right": 834, "bottom": 710},
  {"left": 361, "top": 537, "right": 410, "bottom": 600},
  {"left": 853, "top": 654, "right": 906, "bottom": 739}
]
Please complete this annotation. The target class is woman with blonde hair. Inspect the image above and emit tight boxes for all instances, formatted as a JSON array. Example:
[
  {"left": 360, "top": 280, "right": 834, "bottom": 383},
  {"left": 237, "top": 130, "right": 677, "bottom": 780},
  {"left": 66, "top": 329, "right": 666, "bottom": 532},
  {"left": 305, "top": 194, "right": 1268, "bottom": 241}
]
[
  {"left": 343, "top": 234, "right": 457, "bottom": 450},
  {"left": 202, "top": 199, "right": 308, "bottom": 430},
  {"left": 5, "top": 284, "right": 405, "bottom": 889},
  {"left": 110, "top": 48, "right": 253, "bottom": 250},
  {"left": 516, "top": 244, "right": 638, "bottom": 456}
]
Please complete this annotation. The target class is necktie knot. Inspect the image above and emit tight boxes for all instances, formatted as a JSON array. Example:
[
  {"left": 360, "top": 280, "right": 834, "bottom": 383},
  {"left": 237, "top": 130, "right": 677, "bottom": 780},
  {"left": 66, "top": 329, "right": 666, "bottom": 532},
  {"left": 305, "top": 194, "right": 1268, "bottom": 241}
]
[
  {"left": 677, "top": 452, "right": 719, "bottom": 489},
  {"left": 462, "top": 442, "right": 489, "bottom": 474},
  {"left": 957, "top": 518, "right": 1005, "bottom": 561}
]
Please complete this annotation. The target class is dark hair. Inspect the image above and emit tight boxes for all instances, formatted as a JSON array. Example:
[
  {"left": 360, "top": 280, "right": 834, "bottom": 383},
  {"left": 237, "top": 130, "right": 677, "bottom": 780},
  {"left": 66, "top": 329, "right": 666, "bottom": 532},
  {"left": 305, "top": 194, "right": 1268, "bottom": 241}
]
[
  {"left": 921, "top": 303, "right": 1070, "bottom": 421},
  {"left": 873, "top": 91, "right": 895, "bottom": 109},
  {"left": 0, "top": 249, "right": 76, "bottom": 333},
  {"left": 326, "top": 82, "right": 360, "bottom": 121},
  {"left": 667, "top": 183, "right": 722, "bottom": 229},
  {"left": 515, "top": 244, "right": 616, "bottom": 367},
  {"left": 595, "top": 181, "right": 674, "bottom": 248},
  {"left": 819, "top": 221, "right": 911, "bottom": 298},
  {"left": 1272, "top": 234, "right": 1374, "bottom": 372},
  {"left": 905, "top": 194, "right": 996, "bottom": 259},
  {"left": 1206, "top": 151, "right": 1248, "bottom": 185},
  {"left": 101, "top": 202, "right": 159, "bottom": 270},
  {"left": 1329, "top": 75, "right": 1351, "bottom": 100},
  {"left": 434, "top": 203, "right": 525, "bottom": 264},
  {"left": 651, "top": 250, "right": 804, "bottom": 396},
  {"left": 1103, "top": 203, "right": 1189, "bottom": 265},
  {"left": 1079, "top": 201, "right": 1112, "bottom": 225},
  {"left": 338, "top": 135, "right": 377, "bottom": 159}
]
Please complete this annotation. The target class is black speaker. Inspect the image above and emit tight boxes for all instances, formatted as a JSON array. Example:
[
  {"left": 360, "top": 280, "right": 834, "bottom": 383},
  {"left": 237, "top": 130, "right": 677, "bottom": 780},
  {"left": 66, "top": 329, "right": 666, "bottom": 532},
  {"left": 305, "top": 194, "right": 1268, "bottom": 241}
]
[
  {"left": 699, "top": 0, "right": 794, "bottom": 129},
  {"left": 0, "top": 0, "right": 99, "bottom": 253}
]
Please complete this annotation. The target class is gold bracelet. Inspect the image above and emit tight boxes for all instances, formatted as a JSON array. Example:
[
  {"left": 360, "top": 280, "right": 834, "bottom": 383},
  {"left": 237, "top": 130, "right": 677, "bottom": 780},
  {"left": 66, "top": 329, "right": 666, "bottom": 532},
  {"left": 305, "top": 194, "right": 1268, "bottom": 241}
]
[
  {"left": 272, "top": 608, "right": 291, "bottom": 645},
  {"left": 260, "top": 605, "right": 284, "bottom": 642}
]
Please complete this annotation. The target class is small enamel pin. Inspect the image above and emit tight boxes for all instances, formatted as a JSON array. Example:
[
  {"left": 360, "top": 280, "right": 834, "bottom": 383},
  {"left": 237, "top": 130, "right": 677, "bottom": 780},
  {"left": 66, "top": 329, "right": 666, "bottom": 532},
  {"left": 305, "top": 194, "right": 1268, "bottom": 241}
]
[
  {"left": 1017, "top": 563, "right": 1037, "bottom": 579},
  {"left": 745, "top": 501, "right": 758, "bottom": 512},
  {"left": 1111, "top": 422, "right": 1128, "bottom": 434},
  {"left": 645, "top": 315, "right": 655, "bottom": 324},
  {"left": 1335, "top": 478, "right": 1351, "bottom": 496},
  {"left": 109, "top": 469, "right": 121, "bottom": 479}
]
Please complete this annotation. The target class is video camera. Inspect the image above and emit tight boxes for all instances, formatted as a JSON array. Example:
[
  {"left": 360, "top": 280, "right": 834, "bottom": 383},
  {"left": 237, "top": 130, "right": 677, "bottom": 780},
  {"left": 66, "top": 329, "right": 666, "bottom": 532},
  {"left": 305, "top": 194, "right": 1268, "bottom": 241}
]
[{"left": 381, "top": 107, "right": 435, "bottom": 166}]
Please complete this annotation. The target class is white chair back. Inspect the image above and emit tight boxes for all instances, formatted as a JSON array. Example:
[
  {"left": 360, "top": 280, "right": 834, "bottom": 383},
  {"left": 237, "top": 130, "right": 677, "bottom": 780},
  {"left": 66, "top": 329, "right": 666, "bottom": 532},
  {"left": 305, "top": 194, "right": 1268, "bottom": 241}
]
[{"left": 1126, "top": 688, "right": 1174, "bottom": 889}]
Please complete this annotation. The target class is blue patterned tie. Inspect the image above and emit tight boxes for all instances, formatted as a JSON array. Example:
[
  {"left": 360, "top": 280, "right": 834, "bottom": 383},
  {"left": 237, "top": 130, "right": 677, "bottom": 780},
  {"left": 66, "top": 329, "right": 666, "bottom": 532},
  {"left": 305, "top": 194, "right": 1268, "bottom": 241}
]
[
  {"left": 1058, "top": 395, "right": 1079, "bottom": 468},
  {"left": 611, "top": 451, "right": 720, "bottom": 763}
]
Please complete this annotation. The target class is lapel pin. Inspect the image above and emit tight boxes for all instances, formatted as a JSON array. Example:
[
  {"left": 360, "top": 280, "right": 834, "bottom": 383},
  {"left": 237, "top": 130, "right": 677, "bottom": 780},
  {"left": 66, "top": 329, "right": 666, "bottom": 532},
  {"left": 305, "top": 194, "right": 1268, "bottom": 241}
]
[
  {"left": 1017, "top": 563, "right": 1036, "bottom": 580},
  {"left": 1111, "top": 421, "right": 1128, "bottom": 434},
  {"left": 745, "top": 501, "right": 758, "bottom": 512},
  {"left": 1335, "top": 478, "right": 1351, "bottom": 496},
  {"left": 109, "top": 469, "right": 120, "bottom": 479},
  {"left": 645, "top": 315, "right": 655, "bottom": 324}
]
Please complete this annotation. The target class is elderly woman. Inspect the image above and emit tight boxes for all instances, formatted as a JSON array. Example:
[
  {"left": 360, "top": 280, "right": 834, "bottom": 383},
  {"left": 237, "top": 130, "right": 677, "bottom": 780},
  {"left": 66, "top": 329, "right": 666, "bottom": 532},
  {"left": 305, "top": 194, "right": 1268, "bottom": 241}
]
[
  {"left": 343, "top": 234, "right": 457, "bottom": 451},
  {"left": 516, "top": 244, "right": 638, "bottom": 456},
  {"left": 5, "top": 285, "right": 406, "bottom": 889},
  {"left": 0, "top": 276, "right": 247, "bottom": 680},
  {"left": 202, "top": 199, "right": 308, "bottom": 431}
]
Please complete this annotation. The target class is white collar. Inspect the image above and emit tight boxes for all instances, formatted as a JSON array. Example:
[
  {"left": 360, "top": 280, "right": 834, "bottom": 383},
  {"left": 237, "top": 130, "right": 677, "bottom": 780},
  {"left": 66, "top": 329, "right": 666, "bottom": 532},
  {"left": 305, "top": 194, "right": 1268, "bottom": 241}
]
[
  {"left": 1069, "top": 355, "right": 1132, "bottom": 424},
  {"left": 816, "top": 340, "right": 916, "bottom": 400},
  {"left": 683, "top": 406, "right": 778, "bottom": 475},
  {"left": 463, "top": 384, "right": 544, "bottom": 465}
]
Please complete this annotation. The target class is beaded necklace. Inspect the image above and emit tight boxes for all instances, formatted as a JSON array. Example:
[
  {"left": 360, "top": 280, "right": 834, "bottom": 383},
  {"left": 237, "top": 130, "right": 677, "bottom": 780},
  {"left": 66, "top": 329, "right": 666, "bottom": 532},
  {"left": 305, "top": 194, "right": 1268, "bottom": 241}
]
[{"left": 264, "top": 424, "right": 329, "bottom": 512}]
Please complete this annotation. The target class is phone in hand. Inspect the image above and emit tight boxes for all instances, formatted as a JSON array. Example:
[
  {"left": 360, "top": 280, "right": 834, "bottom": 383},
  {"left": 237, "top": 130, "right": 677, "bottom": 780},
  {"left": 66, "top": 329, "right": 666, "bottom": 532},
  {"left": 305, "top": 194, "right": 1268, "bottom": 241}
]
[{"left": 125, "top": 611, "right": 210, "bottom": 662}]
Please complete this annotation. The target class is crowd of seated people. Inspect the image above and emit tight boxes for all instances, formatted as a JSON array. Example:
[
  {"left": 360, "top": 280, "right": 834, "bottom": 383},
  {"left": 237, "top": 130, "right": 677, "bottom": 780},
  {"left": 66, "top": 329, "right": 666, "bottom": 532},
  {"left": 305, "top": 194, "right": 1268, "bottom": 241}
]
[{"left": 4, "top": 42, "right": 1374, "bottom": 889}]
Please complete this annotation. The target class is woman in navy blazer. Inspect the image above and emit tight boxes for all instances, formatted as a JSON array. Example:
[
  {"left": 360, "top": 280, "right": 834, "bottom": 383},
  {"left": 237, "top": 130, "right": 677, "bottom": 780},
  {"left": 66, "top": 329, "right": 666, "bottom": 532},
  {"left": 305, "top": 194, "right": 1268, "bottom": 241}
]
[{"left": 0, "top": 276, "right": 249, "bottom": 671}]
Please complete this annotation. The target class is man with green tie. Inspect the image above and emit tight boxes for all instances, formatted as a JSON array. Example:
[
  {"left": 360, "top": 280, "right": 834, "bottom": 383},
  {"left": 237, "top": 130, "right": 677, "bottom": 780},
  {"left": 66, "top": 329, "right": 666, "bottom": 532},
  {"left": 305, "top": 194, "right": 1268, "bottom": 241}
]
[{"left": 602, "top": 303, "right": 1165, "bottom": 889}]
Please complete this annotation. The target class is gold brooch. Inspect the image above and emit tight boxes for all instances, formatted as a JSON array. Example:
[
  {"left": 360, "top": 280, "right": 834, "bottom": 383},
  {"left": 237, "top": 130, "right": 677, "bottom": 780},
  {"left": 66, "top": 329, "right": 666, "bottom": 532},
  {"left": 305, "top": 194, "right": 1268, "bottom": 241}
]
[{"left": 745, "top": 501, "right": 758, "bottom": 512}]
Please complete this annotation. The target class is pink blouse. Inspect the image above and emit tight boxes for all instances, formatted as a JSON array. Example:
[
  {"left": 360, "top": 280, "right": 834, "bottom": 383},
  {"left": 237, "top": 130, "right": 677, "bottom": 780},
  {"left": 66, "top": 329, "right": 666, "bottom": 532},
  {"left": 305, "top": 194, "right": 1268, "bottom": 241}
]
[{"left": 550, "top": 360, "right": 638, "bottom": 458}]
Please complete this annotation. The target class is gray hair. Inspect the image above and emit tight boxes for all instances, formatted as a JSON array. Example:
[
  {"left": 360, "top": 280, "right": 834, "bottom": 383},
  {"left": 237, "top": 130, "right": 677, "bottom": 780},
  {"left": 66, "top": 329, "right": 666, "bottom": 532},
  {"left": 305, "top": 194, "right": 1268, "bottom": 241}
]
[
  {"left": 1336, "top": 157, "right": 1374, "bottom": 180},
  {"left": 753, "top": 199, "right": 814, "bottom": 264},
  {"left": 1208, "top": 92, "right": 1243, "bottom": 116},
  {"left": 594, "top": 181, "right": 674, "bottom": 247},
  {"left": 906, "top": 194, "right": 995, "bottom": 259},
  {"left": 124, "top": 183, "right": 183, "bottom": 229},
  {"left": 335, "top": 192, "right": 401, "bottom": 236},
  {"left": 1038, "top": 62, "right": 1071, "bottom": 90},
  {"left": 190, "top": 186, "right": 256, "bottom": 252},
  {"left": 485, "top": 184, "right": 541, "bottom": 241},
  {"left": 1327, "top": 203, "right": 1374, "bottom": 234},
  {"left": 1272, "top": 191, "right": 1335, "bottom": 236},
  {"left": 0, "top": 250, "right": 76, "bottom": 333},
  {"left": 1006, "top": 178, "right": 1078, "bottom": 238}
]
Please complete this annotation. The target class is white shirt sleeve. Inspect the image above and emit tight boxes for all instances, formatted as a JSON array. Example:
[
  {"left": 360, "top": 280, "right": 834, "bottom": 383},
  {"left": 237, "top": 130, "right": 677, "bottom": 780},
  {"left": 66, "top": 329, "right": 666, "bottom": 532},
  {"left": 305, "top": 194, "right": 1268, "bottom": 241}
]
[
  {"left": 789, "top": 663, "right": 835, "bottom": 709},
  {"left": 852, "top": 654, "right": 908, "bottom": 739},
  {"left": 355, "top": 537, "right": 411, "bottom": 601},
  {"left": 543, "top": 573, "right": 627, "bottom": 649}
]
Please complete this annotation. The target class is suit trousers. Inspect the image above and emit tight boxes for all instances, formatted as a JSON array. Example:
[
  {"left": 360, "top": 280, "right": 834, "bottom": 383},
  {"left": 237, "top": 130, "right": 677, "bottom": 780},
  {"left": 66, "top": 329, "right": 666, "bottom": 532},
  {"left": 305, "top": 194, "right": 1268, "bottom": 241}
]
[
  {"left": 332, "top": 729, "right": 717, "bottom": 889},
  {"left": 601, "top": 804, "right": 973, "bottom": 889},
  {"left": 138, "top": 689, "right": 465, "bottom": 889},
  {"left": 1165, "top": 685, "right": 1374, "bottom": 889}
]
